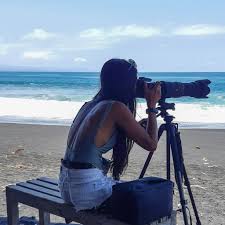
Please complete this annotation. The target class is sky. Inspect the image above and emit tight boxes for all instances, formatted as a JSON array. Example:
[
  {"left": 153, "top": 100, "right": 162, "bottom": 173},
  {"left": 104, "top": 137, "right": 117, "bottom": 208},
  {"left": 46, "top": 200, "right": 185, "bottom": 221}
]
[{"left": 0, "top": 0, "right": 225, "bottom": 72}]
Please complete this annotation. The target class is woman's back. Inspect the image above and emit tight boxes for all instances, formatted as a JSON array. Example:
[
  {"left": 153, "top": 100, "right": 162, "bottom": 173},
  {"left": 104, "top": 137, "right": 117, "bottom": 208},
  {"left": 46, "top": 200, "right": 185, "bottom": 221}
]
[{"left": 63, "top": 100, "right": 117, "bottom": 170}]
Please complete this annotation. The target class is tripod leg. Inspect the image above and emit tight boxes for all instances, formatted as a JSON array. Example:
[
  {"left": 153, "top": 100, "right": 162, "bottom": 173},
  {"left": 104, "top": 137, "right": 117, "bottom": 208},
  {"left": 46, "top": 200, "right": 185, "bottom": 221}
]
[
  {"left": 166, "top": 127, "right": 171, "bottom": 180},
  {"left": 139, "top": 152, "right": 154, "bottom": 179},
  {"left": 183, "top": 165, "right": 202, "bottom": 225},
  {"left": 176, "top": 130, "right": 202, "bottom": 225},
  {"left": 169, "top": 125, "right": 190, "bottom": 225}
]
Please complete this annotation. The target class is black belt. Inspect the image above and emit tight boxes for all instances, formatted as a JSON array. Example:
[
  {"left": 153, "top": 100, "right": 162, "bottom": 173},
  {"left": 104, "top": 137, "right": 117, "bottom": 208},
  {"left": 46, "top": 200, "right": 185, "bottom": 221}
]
[{"left": 61, "top": 159, "right": 95, "bottom": 169}]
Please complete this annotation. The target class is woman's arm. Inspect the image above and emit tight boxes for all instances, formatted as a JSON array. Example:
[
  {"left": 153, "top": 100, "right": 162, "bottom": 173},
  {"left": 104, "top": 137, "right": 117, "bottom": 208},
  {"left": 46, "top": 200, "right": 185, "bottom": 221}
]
[
  {"left": 112, "top": 102, "right": 157, "bottom": 151},
  {"left": 112, "top": 82, "right": 161, "bottom": 152}
]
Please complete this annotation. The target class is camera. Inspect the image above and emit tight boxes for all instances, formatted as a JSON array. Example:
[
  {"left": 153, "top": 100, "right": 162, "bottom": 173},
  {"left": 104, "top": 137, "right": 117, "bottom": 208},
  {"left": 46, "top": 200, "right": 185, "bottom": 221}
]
[{"left": 135, "top": 77, "right": 211, "bottom": 99}]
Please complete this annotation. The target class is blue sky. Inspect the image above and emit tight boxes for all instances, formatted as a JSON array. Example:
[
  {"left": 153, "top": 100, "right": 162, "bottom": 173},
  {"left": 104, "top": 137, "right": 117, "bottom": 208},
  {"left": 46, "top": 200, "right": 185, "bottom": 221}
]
[{"left": 0, "top": 0, "right": 225, "bottom": 71}]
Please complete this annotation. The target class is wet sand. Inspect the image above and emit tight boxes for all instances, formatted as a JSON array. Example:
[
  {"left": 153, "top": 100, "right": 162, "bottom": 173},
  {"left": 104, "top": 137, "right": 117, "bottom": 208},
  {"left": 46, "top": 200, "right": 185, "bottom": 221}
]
[{"left": 0, "top": 123, "right": 224, "bottom": 224}]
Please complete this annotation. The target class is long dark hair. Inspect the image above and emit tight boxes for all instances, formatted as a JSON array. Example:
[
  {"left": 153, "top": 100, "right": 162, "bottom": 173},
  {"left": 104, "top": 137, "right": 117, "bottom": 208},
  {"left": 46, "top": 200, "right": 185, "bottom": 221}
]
[{"left": 93, "top": 58, "right": 137, "bottom": 180}]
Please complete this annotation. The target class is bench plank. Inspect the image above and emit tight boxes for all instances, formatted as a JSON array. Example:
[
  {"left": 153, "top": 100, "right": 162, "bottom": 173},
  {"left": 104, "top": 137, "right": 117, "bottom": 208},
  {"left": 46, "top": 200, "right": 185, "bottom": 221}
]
[
  {"left": 27, "top": 179, "right": 59, "bottom": 192},
  {"left": 17, "top": 182, "right": 61, "bottom": 198},
  {"left": 38, "top": 177, "right": 58, "bottom": 185},
  {"left": 6, "top": 185, "right": 64, "bottom": 206}
]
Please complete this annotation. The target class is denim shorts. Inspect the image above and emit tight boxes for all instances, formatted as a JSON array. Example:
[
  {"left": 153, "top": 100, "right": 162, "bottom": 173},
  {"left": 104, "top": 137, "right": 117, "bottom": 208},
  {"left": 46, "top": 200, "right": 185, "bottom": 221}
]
[{"left": 58, "top": 164, "right": 117, "bottom": 211}]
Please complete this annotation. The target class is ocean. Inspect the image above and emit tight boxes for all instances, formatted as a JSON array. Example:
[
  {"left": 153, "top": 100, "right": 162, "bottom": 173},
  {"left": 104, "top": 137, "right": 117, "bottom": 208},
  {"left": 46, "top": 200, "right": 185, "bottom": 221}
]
[{"left": 0, "top": 71, "right": 224, "bottom": 128}]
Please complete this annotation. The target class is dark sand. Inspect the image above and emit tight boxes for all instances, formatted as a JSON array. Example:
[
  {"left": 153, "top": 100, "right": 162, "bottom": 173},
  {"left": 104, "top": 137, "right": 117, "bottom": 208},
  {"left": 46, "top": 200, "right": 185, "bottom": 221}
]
[{"left": 0, "top": 123, "right": 224, "bottom": 224}]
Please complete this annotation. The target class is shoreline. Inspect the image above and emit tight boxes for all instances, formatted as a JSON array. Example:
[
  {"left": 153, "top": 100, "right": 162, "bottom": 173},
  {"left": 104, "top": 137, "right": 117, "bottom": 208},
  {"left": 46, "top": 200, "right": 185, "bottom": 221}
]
[{"left": 0, "top": 121, "right": 225, "bottom": 129}]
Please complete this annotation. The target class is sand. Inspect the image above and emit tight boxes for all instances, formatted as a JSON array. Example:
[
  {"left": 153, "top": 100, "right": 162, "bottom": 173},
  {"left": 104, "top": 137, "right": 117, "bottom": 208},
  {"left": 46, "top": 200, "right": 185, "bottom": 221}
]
[{"left": 0, "top": 123, "right": 224, "bottom": 224}]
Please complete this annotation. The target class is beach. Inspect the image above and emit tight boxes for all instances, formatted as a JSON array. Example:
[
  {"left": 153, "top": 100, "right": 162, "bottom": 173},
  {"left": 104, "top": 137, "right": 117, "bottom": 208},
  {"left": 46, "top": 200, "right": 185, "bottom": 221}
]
[{"left": 0, "top": 123, "right": 224, "bottom": 224}]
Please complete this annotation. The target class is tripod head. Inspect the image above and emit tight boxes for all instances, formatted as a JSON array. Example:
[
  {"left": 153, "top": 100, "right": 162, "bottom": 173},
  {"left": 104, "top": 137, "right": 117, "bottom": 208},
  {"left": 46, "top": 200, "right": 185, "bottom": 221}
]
[
  {"left": 138, "top": 99, "right": 176, "bottom": 129},
  {"left": 158, "top": 99, "right": 175, "bottom": 111},
  {"left": 157, "top": 99, "right": 176, "bottom": 122}
]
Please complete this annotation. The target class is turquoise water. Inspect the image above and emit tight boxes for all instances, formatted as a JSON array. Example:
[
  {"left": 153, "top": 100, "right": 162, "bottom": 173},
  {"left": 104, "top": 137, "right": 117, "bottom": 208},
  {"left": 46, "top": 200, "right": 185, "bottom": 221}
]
[
  {"left": 0, "top": 71, "right": 224, "bottom": 104},
  {"left": 0, "top": 71, "right": 224, "bottom": 127}
]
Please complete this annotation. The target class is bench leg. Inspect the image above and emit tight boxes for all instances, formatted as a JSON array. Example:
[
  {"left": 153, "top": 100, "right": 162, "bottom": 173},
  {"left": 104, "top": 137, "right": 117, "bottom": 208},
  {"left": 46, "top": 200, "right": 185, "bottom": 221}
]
[
  {"left": 39, "top": 210, "right": 50, "bottom": 225},
  {"left": 6, "top": 191, "right": 19, "bottom": 225}
]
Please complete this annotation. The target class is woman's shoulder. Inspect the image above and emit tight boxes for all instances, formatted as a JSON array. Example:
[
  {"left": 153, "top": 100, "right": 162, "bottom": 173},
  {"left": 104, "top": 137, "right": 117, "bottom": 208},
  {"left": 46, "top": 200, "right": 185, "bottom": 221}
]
[
  {"left": 86, "top": 100, "right": 127, "bottom": 117},
  {"left": 100, "top": 100, "right": 129, "bottom": 113},
  {"left": 93, "top": 99, "right": 120, "bottom": 109},
  {"left": 111, "top": 101, "right": 128, "bottom": 111}
]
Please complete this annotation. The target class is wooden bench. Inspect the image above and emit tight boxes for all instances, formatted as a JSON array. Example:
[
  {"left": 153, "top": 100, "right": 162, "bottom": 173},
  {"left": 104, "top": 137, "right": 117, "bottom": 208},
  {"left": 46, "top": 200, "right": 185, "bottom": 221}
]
[{"left": 6, "top": 177, "right": 176, "bottom": 225}]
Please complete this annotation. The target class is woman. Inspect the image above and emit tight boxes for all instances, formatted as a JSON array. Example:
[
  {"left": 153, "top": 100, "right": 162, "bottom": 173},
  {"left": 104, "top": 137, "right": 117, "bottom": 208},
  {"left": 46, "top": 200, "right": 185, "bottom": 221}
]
[{"left": 58, "top": 58, "right": 161, "bottom": 212}]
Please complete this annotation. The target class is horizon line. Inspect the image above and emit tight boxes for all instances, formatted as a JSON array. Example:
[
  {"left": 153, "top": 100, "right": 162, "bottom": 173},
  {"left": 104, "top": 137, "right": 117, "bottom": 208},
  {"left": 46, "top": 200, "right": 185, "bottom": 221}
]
[{"left": 0, "top": 70, "right": 225, "bottom": 73}]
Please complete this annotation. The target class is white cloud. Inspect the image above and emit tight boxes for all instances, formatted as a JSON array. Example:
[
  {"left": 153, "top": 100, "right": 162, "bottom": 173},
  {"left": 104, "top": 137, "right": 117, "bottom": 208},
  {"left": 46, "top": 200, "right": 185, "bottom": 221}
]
[
  {"left": 78, "top": 25, "right": 161, "bottom": 50},
  {"left": 80, "top": 29, "right": 104, "bottom": 39},
  {"left": 23, "top": 28, "right": 57, "bottom": 41},
  {"left": 173, "top": 24, "right": 225, "bottom": 36},
  {"left": 74, "top": 57, "right": 87, "bottom": 63},
  {"left": 80, "top": 25, "right": 161, "bottom": 40},
  {"left": 22, "top": 51, "right": 55, "bottom": 60}
]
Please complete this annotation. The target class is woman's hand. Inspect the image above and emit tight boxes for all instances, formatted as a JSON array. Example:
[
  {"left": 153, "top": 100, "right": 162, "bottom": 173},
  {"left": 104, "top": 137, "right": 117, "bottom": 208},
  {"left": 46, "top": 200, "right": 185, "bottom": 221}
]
[{"left": 144, "top": 81, "right": 161, "bottom": 108}]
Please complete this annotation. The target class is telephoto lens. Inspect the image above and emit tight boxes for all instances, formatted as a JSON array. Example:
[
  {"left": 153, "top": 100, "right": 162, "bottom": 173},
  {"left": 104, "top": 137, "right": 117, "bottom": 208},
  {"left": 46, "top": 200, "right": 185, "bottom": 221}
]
[{"left": 135, "top": 77, "right": 211, "bottom": 99}]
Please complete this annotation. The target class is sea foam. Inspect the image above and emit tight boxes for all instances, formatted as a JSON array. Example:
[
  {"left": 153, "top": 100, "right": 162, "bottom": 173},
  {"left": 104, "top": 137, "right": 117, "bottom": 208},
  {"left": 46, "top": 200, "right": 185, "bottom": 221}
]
[{"left": 0, "top": 97, "right": 225, "bottom": 128}]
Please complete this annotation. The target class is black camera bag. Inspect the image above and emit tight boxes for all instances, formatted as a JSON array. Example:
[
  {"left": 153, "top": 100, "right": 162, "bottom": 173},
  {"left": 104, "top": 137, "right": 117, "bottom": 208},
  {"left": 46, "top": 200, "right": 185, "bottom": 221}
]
[{"left": 111, "top": 177, "right": 174, "bottom": 225}]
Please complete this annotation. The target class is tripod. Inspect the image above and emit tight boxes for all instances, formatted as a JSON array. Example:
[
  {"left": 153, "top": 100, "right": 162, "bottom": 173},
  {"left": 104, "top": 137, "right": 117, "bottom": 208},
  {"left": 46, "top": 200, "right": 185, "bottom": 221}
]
[{"left": 139, "top": 100, "right": 202, "bottom": 225}]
